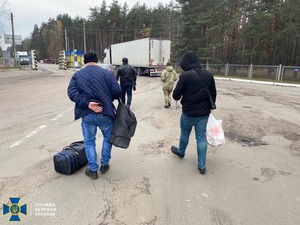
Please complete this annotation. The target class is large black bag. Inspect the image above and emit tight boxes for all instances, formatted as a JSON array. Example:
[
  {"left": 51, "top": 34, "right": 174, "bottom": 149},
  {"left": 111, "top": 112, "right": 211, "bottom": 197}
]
[
  {"left": 53, "top": 141, "right": 88, "bottom": 175},
  {"left": 109, "top": 101, "right": 137, "bottom": 149}
]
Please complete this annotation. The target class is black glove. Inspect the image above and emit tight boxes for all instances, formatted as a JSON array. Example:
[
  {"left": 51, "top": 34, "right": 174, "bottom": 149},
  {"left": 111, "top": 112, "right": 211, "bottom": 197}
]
[{"left": 133, "top": 84, "right": 136, "bottom": 91}]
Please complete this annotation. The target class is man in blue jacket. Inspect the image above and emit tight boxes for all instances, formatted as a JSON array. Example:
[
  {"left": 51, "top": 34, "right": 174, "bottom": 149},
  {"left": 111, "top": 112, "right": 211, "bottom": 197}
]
[
  {"left": 171, "top": 51, "right": 217, "bottom": 175},
  {"left": 68, "top": 52, "right": 122, "bottom": 180}
]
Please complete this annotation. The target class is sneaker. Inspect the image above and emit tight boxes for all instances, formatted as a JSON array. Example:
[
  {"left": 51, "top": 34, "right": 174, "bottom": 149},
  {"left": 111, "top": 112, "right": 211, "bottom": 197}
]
[
  {"left": 85, "top": 168, "right": 98, "bottom": 180},
  {"left": 168, "top": 103, "right": 171, "bottom": 107},
  {"left": 164, "top": 105, "right": 169, "bottom": 108},
  {"left": 100, "top": 164, "right": 110, "bottom": 174},
  {"left": 198, "top": 167, "right": 206, "bottom": 175},
  {"left": 171, "top": 146, "right": 184, "bottom": 159}
]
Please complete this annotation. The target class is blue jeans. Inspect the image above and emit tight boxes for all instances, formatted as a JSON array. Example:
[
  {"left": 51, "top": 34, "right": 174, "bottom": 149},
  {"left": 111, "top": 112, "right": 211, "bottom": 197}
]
[
  {"left": 81, "top": 113, "right": 113, "bottom": 171},
  {"left": 121, "top": 82, "right": 133, "bottom": 106},
  {"left": 178, "top": 113, "right": 209, "bottom": 170}
]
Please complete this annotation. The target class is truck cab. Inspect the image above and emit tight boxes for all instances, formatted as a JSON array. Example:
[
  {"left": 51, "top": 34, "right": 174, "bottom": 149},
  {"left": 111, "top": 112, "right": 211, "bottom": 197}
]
[{"left": 17, "top": 51, "right": 30, "bottom": 65}]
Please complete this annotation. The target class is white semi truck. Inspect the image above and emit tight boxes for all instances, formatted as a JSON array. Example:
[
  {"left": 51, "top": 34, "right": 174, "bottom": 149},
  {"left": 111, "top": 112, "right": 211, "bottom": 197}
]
[
  {"left": 16, "top": 51, "right": 30, "bottom": 65},
  {"left": 104, "top": 38, "right": 171, "bottom": 76}
]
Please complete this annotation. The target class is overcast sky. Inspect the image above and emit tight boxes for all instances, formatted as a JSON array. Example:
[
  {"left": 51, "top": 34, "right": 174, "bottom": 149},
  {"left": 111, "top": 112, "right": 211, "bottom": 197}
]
[{"left": 0, "top": 0, "right": 173, "bottom": 48}]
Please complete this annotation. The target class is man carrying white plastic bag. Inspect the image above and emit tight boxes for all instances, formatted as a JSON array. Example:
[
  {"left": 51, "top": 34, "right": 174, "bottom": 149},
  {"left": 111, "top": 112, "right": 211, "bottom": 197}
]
[
  {"left": 206, "top": 114, "right": 225, "bottom": 146},
  {"left": 171, "top": 51, "right": 217, "bottom": 175}
]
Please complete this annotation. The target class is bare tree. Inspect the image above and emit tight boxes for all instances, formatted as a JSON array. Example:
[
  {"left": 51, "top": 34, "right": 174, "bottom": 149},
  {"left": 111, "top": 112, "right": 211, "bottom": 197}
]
[{"left": 0, "top": 0, "right": 9, "bottom": 35}]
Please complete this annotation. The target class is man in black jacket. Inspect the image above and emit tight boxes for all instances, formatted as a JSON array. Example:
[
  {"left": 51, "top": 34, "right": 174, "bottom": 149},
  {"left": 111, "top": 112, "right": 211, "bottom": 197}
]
[
  {"left": 171, "top": 51, "right": 217, "bottom": 175},
  {"left": 116, "top": 57, "right": 137, "bottom": 108}
]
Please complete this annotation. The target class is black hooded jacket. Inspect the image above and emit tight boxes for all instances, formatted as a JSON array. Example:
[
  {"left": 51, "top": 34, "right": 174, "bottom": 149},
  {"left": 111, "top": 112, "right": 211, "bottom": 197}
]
[{"left": 172, "top": 51, "right": 217, "bottom": 117}]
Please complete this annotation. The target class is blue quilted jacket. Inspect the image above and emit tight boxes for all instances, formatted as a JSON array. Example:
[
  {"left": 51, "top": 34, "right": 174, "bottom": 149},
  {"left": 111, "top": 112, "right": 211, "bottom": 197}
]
[{"left": 67, "top": 65, "right": 122, "bottom": 120}]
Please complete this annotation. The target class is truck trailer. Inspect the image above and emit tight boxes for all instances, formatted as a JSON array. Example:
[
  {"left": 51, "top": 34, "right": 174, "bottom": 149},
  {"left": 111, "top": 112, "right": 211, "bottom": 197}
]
[{"left": 104, "top": 38, "right": 171, "bottom": 76}]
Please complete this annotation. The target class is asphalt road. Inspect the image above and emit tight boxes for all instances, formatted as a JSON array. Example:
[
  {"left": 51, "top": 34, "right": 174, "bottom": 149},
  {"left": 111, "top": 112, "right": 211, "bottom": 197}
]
[{"left": 0, "top": 64, "right": 299, "bottom": 225}]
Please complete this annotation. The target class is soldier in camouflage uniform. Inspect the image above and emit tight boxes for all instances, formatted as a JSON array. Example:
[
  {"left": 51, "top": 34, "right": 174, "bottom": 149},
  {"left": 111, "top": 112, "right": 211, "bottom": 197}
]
[{"left": 161, "top": 62, "right": 177, "bottom": 108}]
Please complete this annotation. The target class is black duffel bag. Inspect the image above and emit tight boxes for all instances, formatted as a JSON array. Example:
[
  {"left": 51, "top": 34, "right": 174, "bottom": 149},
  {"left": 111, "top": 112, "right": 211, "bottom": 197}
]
[{"left": 53, "top": 141, "right": 88, "bottom": 175}]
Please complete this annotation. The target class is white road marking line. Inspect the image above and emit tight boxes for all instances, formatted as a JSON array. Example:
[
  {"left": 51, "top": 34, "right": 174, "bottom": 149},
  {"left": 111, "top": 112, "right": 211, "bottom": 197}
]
[
  {"left": 51, "top": 108, "right": 73, "bottom": 121},
  {"left": 10, "top": 125, "right": 47, "bottom": 148},
  {"left": 9, "top": 140, "right": 24, "bottom": 148},
  {"left": 9, "top": 108, "right": 73, "bottom": 148}
]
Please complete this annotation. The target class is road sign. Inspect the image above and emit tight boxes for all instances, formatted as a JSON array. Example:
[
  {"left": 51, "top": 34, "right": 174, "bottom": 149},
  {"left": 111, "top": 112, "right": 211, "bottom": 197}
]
[{"left": 4, "top": 34, "right": 22, "bottom": 45}]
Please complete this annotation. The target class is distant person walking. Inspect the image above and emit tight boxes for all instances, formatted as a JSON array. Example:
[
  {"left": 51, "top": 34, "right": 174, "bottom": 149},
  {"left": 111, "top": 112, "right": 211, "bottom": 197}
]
[
  {"left": 67, "top": 52, "right": 122, "bottom": 180},
  {"left": 161, "top": 62, "right": 177, "bottom": 108},
  {"left": 116, "top": 57, "right": 137, "bottom": 108},
  {"left": 171, "top": 51, "right": 217, "bottom": 175}
]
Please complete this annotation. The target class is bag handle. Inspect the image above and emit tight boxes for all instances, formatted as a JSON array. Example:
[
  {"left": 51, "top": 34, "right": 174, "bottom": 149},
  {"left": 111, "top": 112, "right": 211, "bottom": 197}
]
[
  {"left": 191, "top": 70, "right": 216, "bottom": 109},
  {"left": 192, "top": 70, "right": 208, "bottom": 89},
  {"left": 63, "top": 146, "right": 79, "bottom": 155},
  {"left": 63, "top": 141, "right": 84, "bottom": 155},
  {"left": 192, "top": 70, "right": 214, "bottom": 96}
]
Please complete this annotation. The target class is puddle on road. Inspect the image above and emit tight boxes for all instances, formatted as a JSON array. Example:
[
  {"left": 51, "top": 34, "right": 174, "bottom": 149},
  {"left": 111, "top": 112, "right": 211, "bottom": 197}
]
[{"left": 226, "top": 132, "right": 269, "bottom": 147}]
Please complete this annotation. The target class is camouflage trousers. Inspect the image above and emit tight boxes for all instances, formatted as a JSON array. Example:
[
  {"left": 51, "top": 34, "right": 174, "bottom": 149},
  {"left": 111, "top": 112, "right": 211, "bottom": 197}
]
[{"left": 163, "top": 89, "right": 172, "bottom": 106}]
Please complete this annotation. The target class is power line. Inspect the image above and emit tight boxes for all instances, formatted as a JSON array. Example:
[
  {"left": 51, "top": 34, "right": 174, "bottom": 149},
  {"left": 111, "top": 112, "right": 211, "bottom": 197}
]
[{"left": 13, "top": 15, "right": 42, "bottom": 24}]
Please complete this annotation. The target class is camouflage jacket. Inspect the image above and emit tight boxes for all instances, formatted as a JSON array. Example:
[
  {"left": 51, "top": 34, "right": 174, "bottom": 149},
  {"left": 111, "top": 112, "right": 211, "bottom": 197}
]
[{"left": 161, "top": 66, "right": 177, "bottom": 90}]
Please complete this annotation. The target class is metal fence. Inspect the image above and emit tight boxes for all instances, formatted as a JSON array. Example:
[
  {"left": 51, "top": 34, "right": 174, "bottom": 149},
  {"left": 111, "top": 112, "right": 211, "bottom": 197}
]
[
  {"left": 205, "top": 63, "right": 300, "bottom": 83},
  {"left": 2, "top": 54, "right": 300, "bottom": 83}
]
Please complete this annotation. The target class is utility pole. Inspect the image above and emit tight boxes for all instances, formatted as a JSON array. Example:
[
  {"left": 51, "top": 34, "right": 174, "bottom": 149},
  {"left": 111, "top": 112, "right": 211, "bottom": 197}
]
[
  {"left": 71, "top": 40, "right": 75, "bottom": 71},
  {"left": 83, "top": 19, "right": 86, "bottom": 53},
  {"left": 65, "top": 29, "right": 67, "bottom": 51},
  {"left": 11, "top": 12, "right": 16, "bottom": 67}
]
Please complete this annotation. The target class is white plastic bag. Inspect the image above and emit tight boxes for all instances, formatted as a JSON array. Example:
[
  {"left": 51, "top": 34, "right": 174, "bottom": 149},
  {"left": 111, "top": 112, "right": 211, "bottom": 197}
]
[{"left": 206, "top": 114, "right": 225, "bottom": 147}]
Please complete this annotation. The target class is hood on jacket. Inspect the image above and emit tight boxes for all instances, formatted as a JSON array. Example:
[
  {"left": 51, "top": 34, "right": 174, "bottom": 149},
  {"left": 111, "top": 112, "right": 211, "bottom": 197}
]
[
  {"left": 179, "top": 51, "right": 202, "bottom": 71},
  {"left": 166, "top": 66, "right": 174, "bottom": 72}
]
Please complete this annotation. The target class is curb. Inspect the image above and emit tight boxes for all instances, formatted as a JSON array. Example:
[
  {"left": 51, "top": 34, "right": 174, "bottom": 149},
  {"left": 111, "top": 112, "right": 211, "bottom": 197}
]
[{"left": 215, "top": 77, "right": 300, "bottom": 88}]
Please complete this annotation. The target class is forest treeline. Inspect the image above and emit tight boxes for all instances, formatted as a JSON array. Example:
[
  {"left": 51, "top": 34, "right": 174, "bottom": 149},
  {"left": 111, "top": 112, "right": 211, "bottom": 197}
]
[{"left": 15, "top": 0, "right": 300, "bottom": 65}]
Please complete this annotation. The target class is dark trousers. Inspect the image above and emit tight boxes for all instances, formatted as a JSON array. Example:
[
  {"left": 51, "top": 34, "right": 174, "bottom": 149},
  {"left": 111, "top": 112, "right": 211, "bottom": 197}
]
[{"left": 121, "top": 82, "right": 133, "bottom": 106}]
